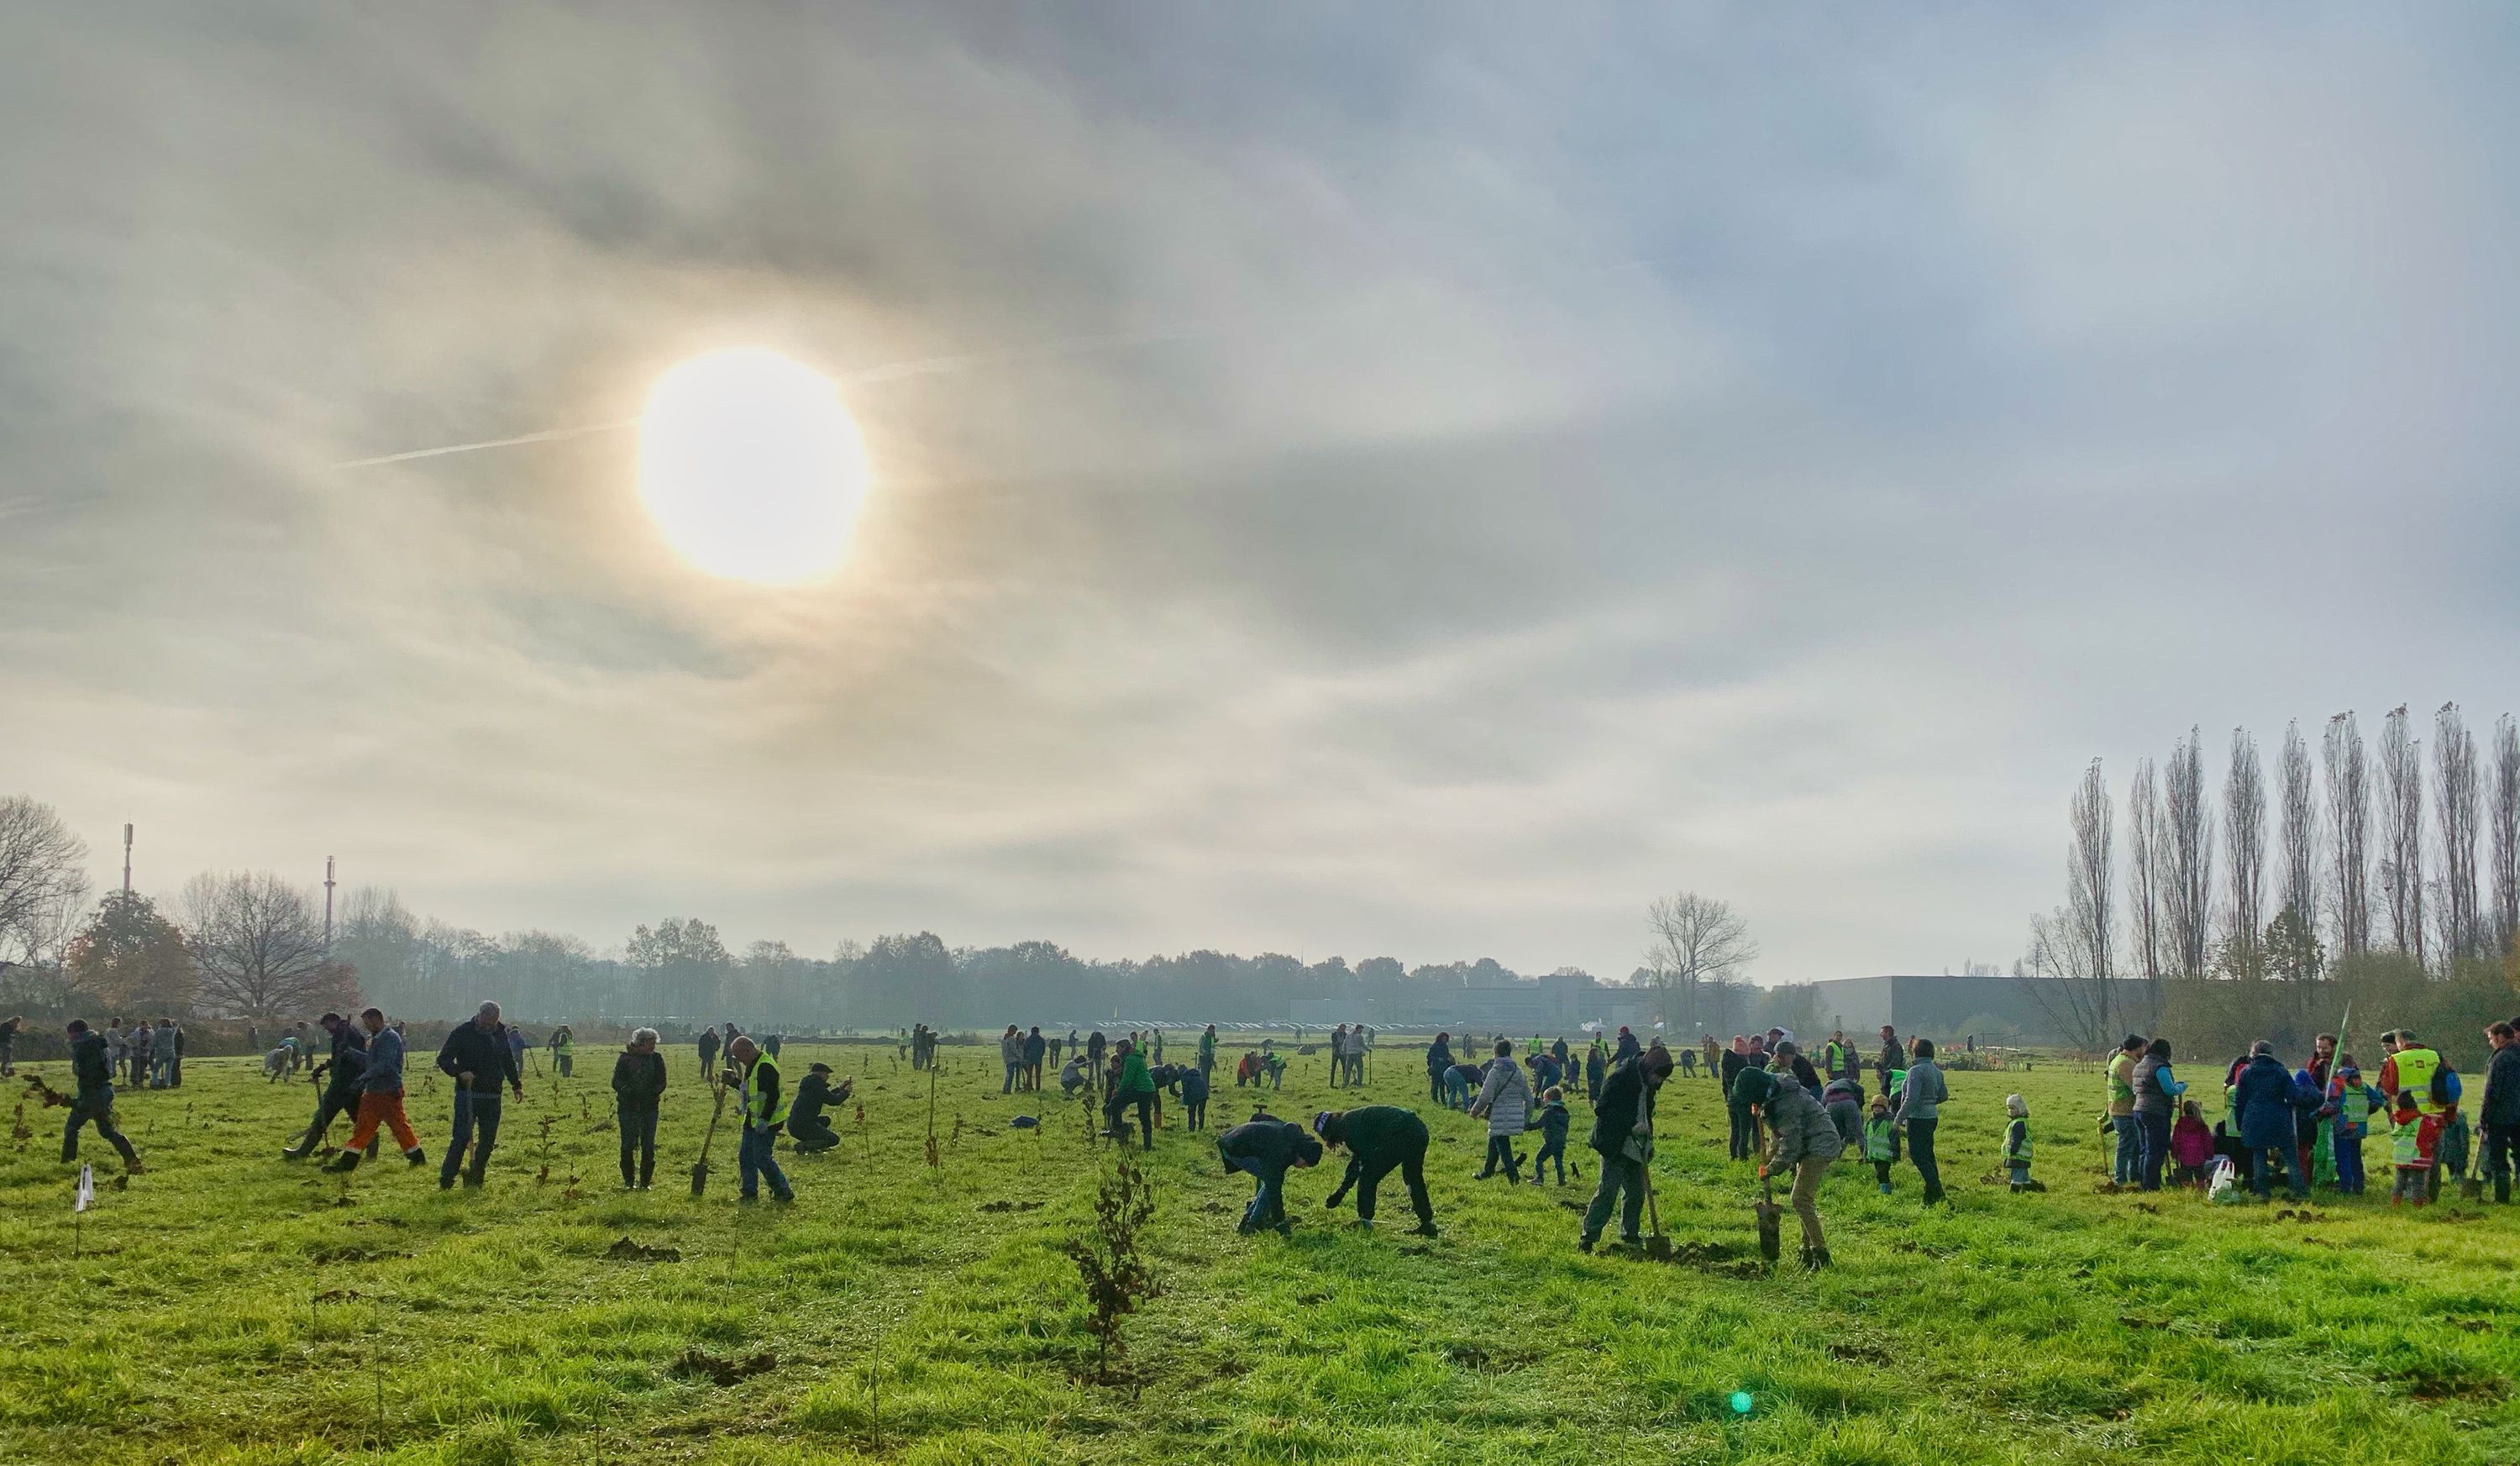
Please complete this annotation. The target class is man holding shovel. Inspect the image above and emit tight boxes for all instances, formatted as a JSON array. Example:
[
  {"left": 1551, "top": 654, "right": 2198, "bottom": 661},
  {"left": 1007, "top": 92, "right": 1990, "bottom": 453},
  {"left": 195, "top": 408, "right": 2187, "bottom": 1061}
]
[
  {"left": 727, "top": 1036, "right": 795, "bottom": 1203},
  {"left": 435, "top": 1001, "right": 524, "bottom": 1190},
  {"left": 1578, "top": 1040, "right": 1672, "bottom": 1253}
]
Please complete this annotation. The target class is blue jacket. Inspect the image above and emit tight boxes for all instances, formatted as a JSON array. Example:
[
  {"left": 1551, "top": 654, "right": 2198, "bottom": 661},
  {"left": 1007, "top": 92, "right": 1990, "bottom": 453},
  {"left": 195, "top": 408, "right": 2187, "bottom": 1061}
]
[
  {"left": 2234, "top": 1054, "right": 2311, "bottom": 1149},
  {"left": 360, "top": 1027, "right": 406, "bottom": 1093}
]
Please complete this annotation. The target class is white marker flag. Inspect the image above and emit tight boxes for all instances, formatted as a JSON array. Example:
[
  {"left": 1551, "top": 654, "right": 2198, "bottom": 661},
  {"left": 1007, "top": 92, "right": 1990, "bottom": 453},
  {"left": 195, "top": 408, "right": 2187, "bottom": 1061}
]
[{"left": 74, "top": 1163, "right": 93, "bottom": 1214}]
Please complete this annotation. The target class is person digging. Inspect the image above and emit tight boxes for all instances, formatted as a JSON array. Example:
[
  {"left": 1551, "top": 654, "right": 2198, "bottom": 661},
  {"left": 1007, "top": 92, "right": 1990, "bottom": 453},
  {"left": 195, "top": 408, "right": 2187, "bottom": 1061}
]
[
  {"left": 1578, "top": 1041, "right": 1673, "bottom": 1253},
  {"left": 1313, "top": 1106, "right": 1440, "bottom": 1237}
]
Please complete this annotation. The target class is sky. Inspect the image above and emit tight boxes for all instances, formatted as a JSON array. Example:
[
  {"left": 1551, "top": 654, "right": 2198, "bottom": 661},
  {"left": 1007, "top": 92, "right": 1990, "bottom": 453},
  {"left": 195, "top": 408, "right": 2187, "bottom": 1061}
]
[{"left": 5, "top": 5, "right": 2517, "bottom": 986}]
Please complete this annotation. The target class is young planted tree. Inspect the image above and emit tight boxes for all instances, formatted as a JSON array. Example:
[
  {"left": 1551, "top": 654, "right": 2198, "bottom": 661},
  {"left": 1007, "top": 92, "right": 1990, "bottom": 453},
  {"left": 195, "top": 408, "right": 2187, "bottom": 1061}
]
[
  {"left": 1643, "top": 892, "right": 1758, "bottom": 1033},
  {"left": 2433, "top": 703, "right": 2481, "bottom": 963},
  {"left": 2378, "top": 706, "right": 2426, "bottom": 966},
  {"left": 2324, "top": 712, "right": 2371, "bottom": 959},
  {"left": 1064, "top": 1148, "right": 1159, "bottom": 1385},
  {"left": 2164, "top": 728, "right": 2215, "bottom": 978}
]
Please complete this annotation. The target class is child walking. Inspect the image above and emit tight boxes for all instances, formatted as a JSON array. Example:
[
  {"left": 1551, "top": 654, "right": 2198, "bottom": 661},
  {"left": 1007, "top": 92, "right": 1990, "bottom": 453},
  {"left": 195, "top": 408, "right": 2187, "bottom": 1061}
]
[
  {"left": 2003, "top": 1094, "right": 2034, "bottom": 1192},
  {"left": 1532, "top": 1086, "right": 1572, "bottom": 1185},
  {"left": 1864, "top": 1095, "right": 1898, "bottom": 1194},
  {"left": 2170, "top": 1100, "right": 2214, "bottom": 1187},
  {"left": 2390, "top": 1090, "right": 2439, "bottom": 1206}
]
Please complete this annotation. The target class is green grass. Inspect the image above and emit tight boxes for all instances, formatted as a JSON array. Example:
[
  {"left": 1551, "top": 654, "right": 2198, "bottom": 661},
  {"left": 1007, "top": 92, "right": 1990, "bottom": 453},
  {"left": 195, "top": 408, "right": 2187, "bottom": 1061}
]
[{"left": 4, "top": 1044, "right": 2516, "bottom": 1464}]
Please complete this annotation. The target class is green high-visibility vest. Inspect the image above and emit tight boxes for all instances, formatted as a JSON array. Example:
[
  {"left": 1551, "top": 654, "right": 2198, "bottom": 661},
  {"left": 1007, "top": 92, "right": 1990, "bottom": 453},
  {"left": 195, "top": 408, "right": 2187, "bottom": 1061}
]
[
  {"left": 2340, "top": 1087, "right": 2370, "bottom": 1127},
  {"left": 2005, "top": 1121, "right": 2032, "bottom": 1164},
  {"left": 744, "top": 1054, "right": 789, "bottom": 1127},
  {"left": 2392, "top": 1048, "right": 2443, "bottom": 1115},
  {"left": 1863, "top": 1117, "right": 1897, "bottom": 1162},
  {"left": 2392, "top": 1121, "right": 2423, "bottom": 1167}
]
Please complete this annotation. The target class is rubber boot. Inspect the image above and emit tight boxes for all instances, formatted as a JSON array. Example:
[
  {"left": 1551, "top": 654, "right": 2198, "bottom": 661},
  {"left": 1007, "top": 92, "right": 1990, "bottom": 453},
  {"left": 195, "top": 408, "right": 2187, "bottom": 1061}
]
[
  {"left": 402, "top": 1147, "right": 427, "bottom": 1168},
  {"left": 323, "top": 1148, "right": 362, "bottom": 1174}
]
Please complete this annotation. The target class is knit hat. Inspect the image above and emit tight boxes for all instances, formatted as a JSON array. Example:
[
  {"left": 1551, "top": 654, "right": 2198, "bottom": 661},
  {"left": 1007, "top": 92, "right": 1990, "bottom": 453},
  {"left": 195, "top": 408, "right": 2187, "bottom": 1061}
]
[
  {"left": 2005, "top": 1093, "right": 2027, "bottom": 1117},
  {"left": 1731, "top": 1068, "right": 1776, "bottom": 1106},
  {"left": 1311, "top": 1111, "right": 1335, "bottom": 1137}
]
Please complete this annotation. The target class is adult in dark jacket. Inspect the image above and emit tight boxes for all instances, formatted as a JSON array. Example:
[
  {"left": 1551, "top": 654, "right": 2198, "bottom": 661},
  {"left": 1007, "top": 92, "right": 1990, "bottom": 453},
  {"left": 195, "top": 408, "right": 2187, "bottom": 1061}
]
[
  {"left": 612, "top": 1027, "right": 669, "bottom": 1186},
  {"left": 2232, "top": 1043, "right": 2311, "bottom": 1200},
  {"left": 1725, "top": 1041, "right": 1761, "bottom": 1162},
  {"left": 1876, "top": 1027, "right": 1906, "bottom": 1090},
  {"left": 1579, "top": 1043, "right": 1673, "bottom": 1251},
  {"left": 436, "top": 1001, "right": 525, "bottom": 1189},
  {"left": 60, "top": 1020, "right": 140, "bottom": 1169},
  {"left": 1315, "top": 1106, "right": 1438, "bottom": 1235},
  {"left": 1424, "top": 1033, "right": 1455, "bottom": 1103},
  {"left": 2476, "top": 1021, "right": 2520, "bottom": 1203},
  {"left": 696, "top": 1026, "right": 721, "bottom": 1080},
  {"left": 2130, "top": 1038, "right": 2187, "bottom": 1191},
  {"left": 281, "top": 1013, "right": 370, "bottom": 1161},
  {"left": 1023, "top": 1027, "right": 1047, "bottom": 1090},
  {"left": 1218, "top": 1117, "right": 1321, "bottom": 1234},
  {"left": 1169, "top": 1064, "right": 1212, "bottom": 1130},
  {"left": 788, "top": 1061, "right": 849, "bottom": 1155},
  {"left": 1613, "top": 1027, "right": 1642, "bottom": 1064},
  {"left": 1585, "top": 1040, "right": 1608, "bottom": 1105}
]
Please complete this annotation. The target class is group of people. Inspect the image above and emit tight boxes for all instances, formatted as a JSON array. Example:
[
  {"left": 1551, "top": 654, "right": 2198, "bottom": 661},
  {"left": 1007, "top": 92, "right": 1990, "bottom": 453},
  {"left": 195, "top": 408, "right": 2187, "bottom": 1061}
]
[
  {"left": 92, "top": 1016, "right": 188, "bottom": 1089},
  {"left": 2106, "top": 1022, "right": 2520, "bottom": 1206},
  {"left": 1324, "top": 1022, "right": 1373, "bottom": 1085}
]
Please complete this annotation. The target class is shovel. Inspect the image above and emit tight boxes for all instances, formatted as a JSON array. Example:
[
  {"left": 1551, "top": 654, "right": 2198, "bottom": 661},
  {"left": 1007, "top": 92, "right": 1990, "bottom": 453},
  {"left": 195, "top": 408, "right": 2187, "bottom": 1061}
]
[
  {"left": 690, "top": 1072, "right": 731, "bottom": 1198},
  {"left": 1640, "top": 1166, "right": 1673, "bottom": 1261},
  {"left": 1755, "top": 1171, "right": 1783, "bottom": 1264}
]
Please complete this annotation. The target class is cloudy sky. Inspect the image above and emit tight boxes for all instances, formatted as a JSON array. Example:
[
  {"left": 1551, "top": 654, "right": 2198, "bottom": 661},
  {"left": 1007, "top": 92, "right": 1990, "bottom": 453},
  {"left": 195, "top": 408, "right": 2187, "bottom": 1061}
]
[{"left": 7, "top": 6, "right": 2517, "bottom": 985}]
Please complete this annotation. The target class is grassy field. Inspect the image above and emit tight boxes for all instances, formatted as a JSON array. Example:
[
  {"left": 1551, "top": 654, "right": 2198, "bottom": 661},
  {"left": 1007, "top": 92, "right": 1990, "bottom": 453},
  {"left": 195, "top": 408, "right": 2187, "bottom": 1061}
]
[{"left": 3, "top": 1039, "right": 2517, "bottom": 1466}]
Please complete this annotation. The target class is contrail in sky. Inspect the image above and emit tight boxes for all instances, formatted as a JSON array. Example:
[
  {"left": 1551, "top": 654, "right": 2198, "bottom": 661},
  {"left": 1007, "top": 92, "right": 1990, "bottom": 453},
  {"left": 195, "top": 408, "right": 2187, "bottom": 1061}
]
[
  {"left": 332, "top": 255, "right": 1676, "bottom": 470},
  {"left": 330, "top": 318, "right": 1216, "bottom": 470}
]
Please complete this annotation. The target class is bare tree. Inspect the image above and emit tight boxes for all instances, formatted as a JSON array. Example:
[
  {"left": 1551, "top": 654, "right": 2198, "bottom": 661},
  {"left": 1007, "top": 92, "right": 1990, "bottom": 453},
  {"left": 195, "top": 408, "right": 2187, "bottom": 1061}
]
[
  {"left": 2431, "top": 702, "right": 2481, "bottom": 963},
  {"left": 2277, "top": 721, "right": 2319, "bottom": 937},
  {"left": 2024, "top": 759, "right": 2116, "bottom": 1047},
  {"left": 1644, "top": 892, "right": 1758, "bottom": 1033},
  {"left": 0, "top": 794, "right": 92, "bottom": 975},
  {"left": 2126, "top": 758, "right": 2167, "bottom": 1000},
  {"left": 181, "top": 870, "right": 353, "bottom": 1023},
  {"left": 2222, "top": 728, "right": 2266, "bottom": 972},
  {"left": 2492, "top": 714, "right": 2519, "bottom": 959},
  {"left": 2378, "top": 705, "right": 2427, "bottom": 966},
  {"left": 2323, "top": 712, "right": 2371, "bottom": 959},
  {"left": 2163, "top": 728, "right": 2215, "bottom": 977}
]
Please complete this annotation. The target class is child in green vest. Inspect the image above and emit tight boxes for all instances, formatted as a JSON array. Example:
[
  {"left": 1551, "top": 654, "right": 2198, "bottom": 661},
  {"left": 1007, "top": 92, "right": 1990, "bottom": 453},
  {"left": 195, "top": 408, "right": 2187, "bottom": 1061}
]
[
  {"left": 2327, "top": 1059, "right": 2384, "bottom": 1196},
  {"left": 2003, "top": 1093, "right": 2034, "bottom": 1192},
  {"left": 1864, "top": 1095, "right": 1898, "bottom": 1194}
]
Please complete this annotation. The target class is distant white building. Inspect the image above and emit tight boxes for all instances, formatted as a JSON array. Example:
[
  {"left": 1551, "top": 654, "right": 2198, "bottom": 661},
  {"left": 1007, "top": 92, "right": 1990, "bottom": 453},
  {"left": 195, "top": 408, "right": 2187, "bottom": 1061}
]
[{"left": 1291, "top": 971, "right": 1659, "bottom": 1036}]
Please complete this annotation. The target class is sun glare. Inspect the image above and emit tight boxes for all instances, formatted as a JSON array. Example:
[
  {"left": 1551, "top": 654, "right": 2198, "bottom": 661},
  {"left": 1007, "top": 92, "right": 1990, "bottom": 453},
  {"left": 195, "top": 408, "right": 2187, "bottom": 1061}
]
[{"left": 635, "top": 349, "right": 868, "bottom": 584}]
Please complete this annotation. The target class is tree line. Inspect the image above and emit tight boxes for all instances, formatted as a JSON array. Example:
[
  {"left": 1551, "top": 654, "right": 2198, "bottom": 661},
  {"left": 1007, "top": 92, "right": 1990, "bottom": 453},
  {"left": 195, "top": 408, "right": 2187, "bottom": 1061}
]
[
  {"left": 2, "top": 794, "right": 1644, "bottom": 1029},
  {"left": 2030, "top": 704, "right": 2520, "bottom": 1056}
]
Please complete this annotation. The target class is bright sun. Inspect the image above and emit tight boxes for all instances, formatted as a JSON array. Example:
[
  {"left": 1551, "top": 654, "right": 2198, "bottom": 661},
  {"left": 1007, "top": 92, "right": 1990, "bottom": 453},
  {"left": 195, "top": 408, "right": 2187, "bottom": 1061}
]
[{"left": 636, "top": 349, "right": 868, "bottom": 584}]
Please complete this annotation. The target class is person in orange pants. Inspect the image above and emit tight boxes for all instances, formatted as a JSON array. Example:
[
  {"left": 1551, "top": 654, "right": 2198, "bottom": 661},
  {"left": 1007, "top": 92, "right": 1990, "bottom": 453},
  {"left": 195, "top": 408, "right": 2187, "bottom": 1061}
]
[{"left": 327, "top": 1007, "right": 425, "bottom": 1172}]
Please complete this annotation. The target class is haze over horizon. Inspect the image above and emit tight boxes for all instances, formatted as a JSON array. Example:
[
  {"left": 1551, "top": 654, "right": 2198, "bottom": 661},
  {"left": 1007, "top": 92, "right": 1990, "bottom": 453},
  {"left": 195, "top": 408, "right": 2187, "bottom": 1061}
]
[{"left": 8, "top": 7, "right": 2518, "bottom": 987}]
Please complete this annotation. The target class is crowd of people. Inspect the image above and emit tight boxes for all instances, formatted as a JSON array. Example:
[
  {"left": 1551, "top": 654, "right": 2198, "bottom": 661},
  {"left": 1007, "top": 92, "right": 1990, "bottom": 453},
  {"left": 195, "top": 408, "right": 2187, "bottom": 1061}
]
[{"left": 34, "top": 1005, "right": 2520, "bottom": 1265}]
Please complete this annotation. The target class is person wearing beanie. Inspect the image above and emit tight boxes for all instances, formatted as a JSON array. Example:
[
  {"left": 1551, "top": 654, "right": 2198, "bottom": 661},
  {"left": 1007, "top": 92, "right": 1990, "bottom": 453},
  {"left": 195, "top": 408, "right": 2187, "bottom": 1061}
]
[
  {"left": 2002, "top": 1093, "right": 2035, "bottom": 1192},
  {"left": 1531, "top": 1086, "right": 1573, "bottom": 1186},
  {"left": 1314, "top": 1106, "right": 1438, "bottom": 1235},
  {"left": 1579, "top": 1043, "right": 1673, "bottom": 1253}
]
